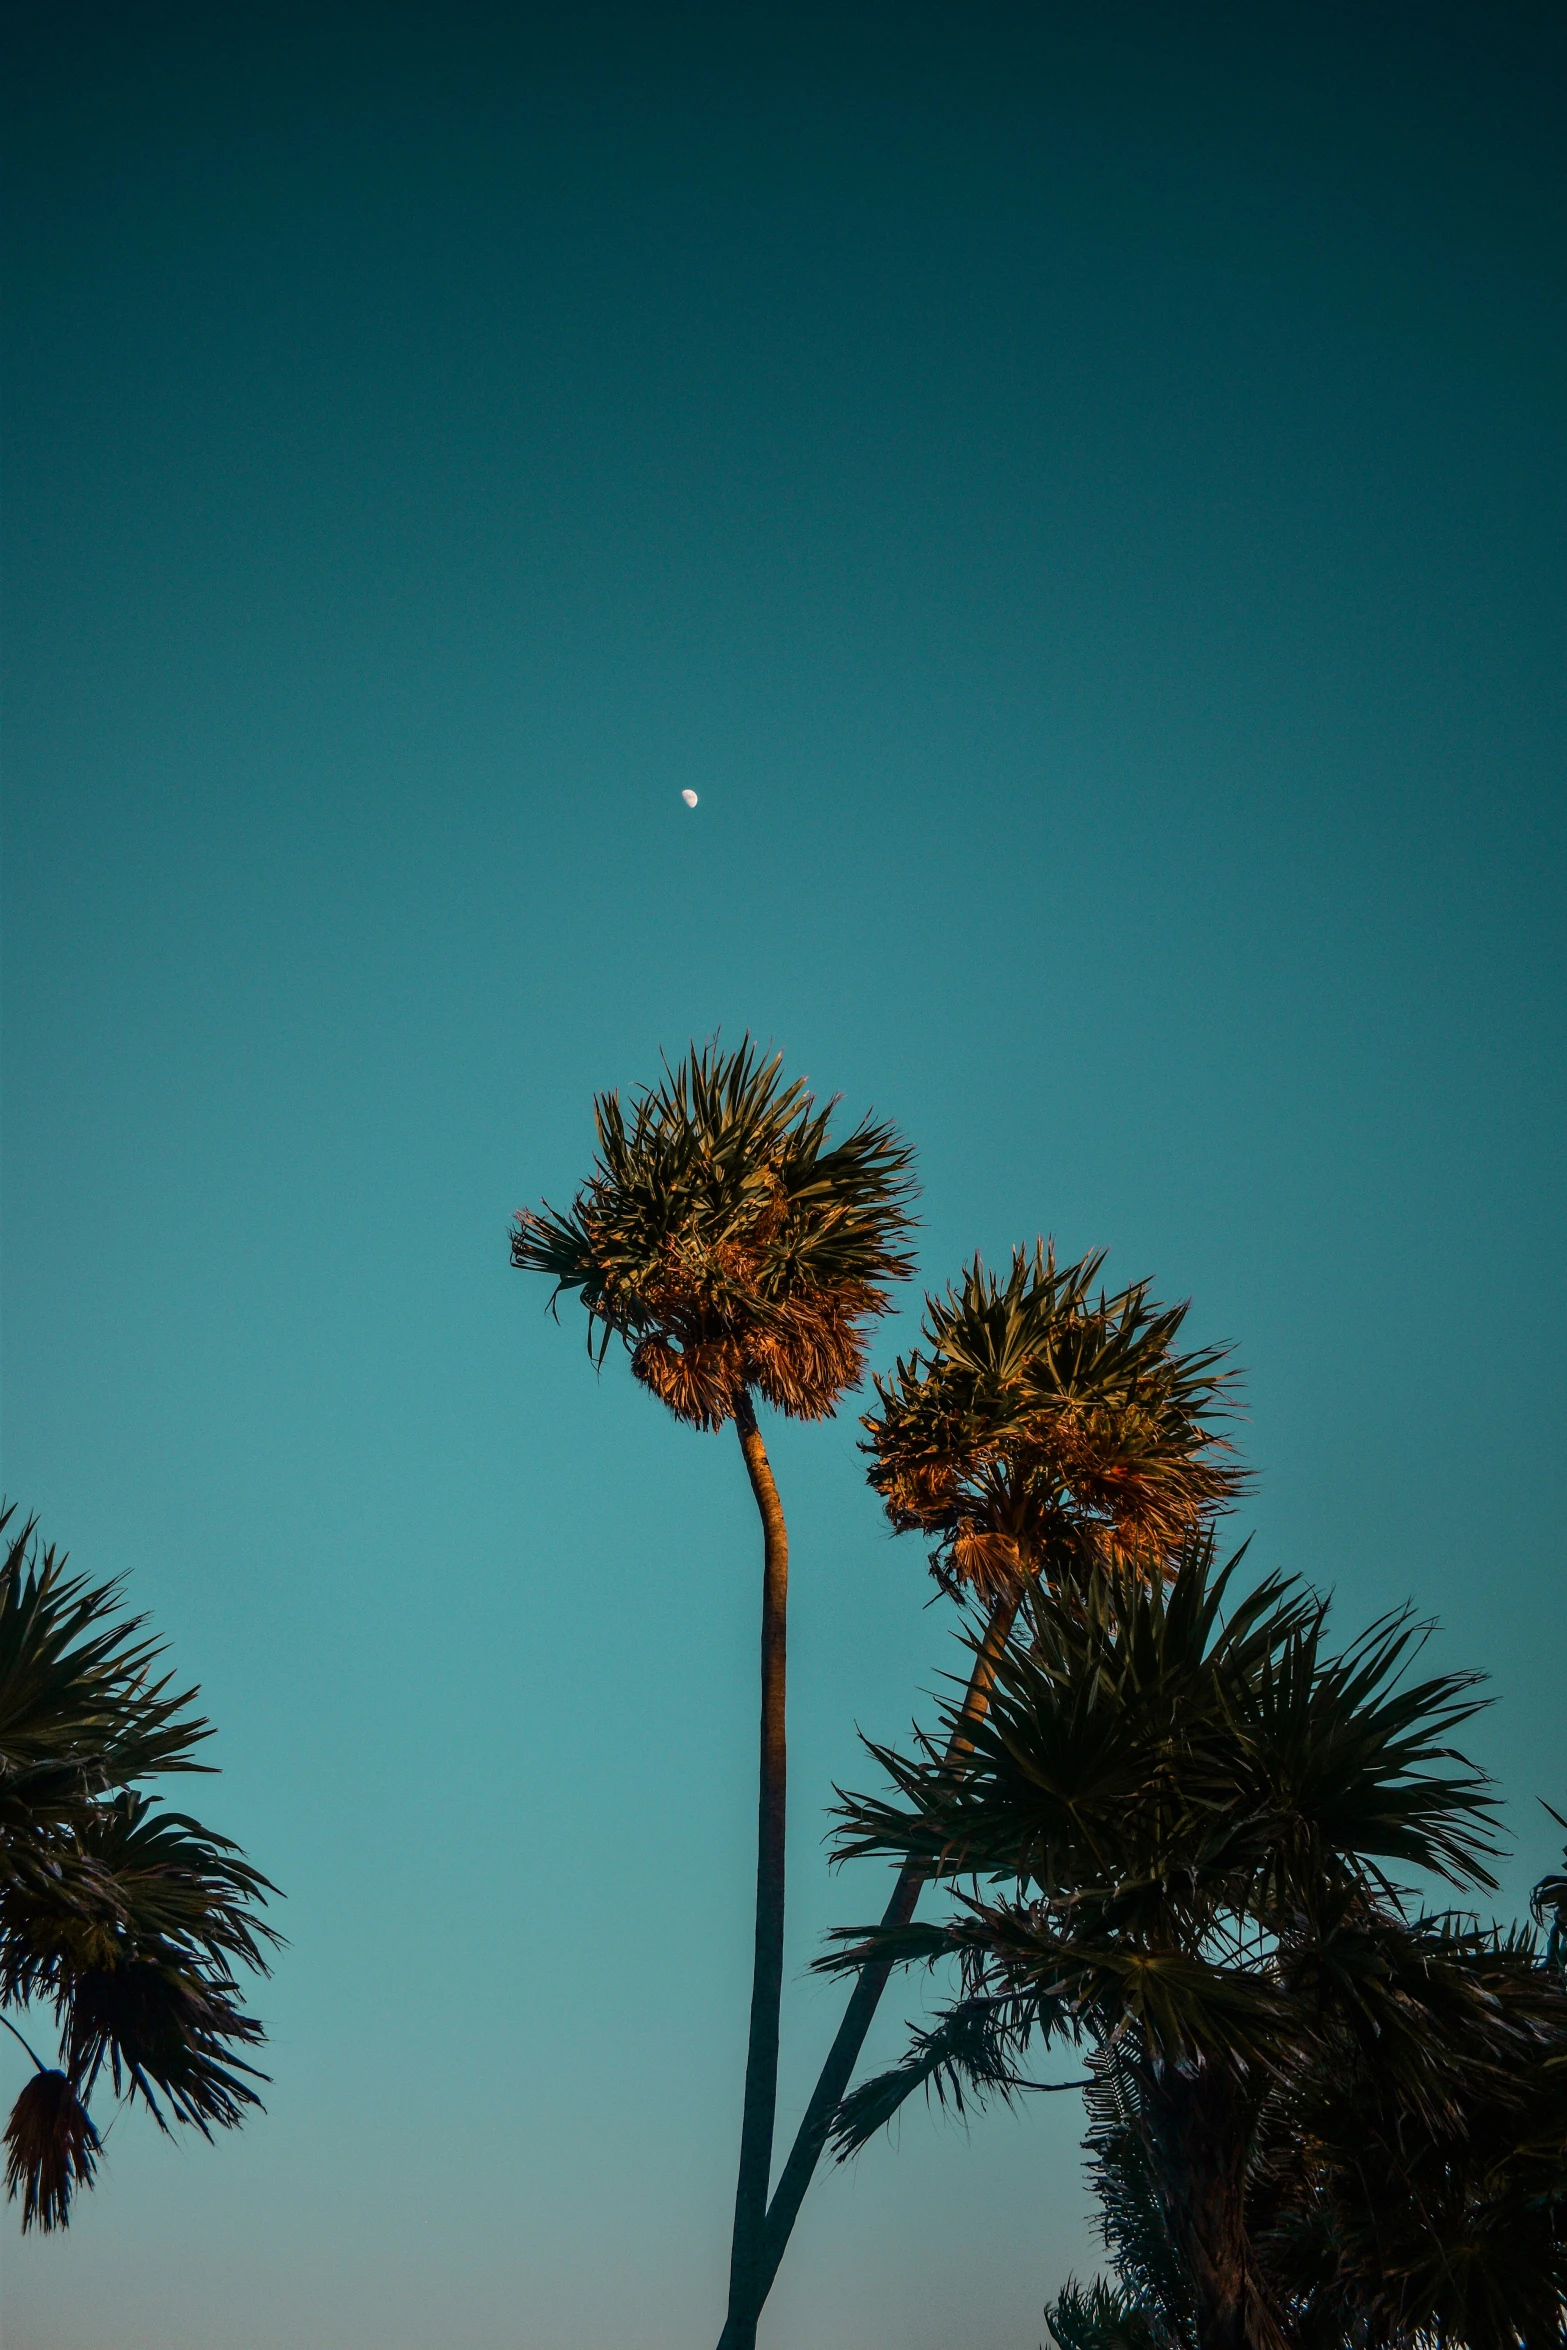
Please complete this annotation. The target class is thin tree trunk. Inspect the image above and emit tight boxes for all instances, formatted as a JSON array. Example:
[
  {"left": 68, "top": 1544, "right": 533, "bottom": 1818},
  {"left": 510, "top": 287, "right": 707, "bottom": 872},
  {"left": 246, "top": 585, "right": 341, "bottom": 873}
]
[
  {"left": 722, "top": 1388, "right": 789, "bottom": 2350},
  {"left": 716, "top": 1590, "right": 1020, "bottom": 2350},
  {"left": 1142, "top": 2061, "right": 1279, "bottom": 2350}
]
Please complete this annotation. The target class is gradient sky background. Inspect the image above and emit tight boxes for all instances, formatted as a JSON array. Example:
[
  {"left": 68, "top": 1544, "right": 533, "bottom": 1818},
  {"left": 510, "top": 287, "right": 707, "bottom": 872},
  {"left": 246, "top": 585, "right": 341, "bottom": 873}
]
[{"left": 2, "top": 4, "right": 1564, "bottom": 2344}]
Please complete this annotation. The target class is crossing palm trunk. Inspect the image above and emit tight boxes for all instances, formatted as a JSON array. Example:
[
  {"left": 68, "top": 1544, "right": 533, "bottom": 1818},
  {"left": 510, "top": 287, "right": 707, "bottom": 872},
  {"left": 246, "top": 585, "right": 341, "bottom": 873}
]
[
  {"left": 722, "top": 1389, "right": 790, "bottom": 2350},
  {"left": 715, "top": 1590, "right": 1020, "bottom": 2349}
]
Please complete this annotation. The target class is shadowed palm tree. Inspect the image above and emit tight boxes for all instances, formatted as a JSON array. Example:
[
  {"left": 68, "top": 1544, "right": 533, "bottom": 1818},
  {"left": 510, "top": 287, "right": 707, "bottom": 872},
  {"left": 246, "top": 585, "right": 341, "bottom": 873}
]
[
  {"left": 822, "top": 1544, "right": 1527, "bottom": 2350},
  {"left": 0, "top": 1505, "right": 278, "bottom": 2230},
  {"left": 1248, "top": 1922, "right": 1567, "bottom": 2350},
  {"left": 1046, "top": 1905, "right": 1567, "bottom": 2350},
  {"left": 731, "top": 1247, "right": 1241, "bottom": 2344},
  {"left": 510, "top": 1038, "right": 915, "bottom": 2350}
]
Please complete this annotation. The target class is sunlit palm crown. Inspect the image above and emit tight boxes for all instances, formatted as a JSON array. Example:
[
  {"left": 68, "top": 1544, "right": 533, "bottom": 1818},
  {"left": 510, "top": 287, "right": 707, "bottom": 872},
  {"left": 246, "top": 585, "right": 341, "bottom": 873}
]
[
  {"left": 863, "top": 1245, "right": 1242, "bottom": 1599},
  {"left": 511, "top": 1040, "right": 917, "bottom": 1429}
]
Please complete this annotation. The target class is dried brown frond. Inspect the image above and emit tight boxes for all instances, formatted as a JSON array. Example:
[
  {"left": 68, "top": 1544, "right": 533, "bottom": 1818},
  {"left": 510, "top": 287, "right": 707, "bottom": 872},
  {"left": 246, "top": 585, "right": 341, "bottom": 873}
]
[
  {"left": 3, "top": 2070, "right": 99, "bottom": 2233},
  {"left": 631, "top": 1335, "right": 747, "bottom": 1430}
]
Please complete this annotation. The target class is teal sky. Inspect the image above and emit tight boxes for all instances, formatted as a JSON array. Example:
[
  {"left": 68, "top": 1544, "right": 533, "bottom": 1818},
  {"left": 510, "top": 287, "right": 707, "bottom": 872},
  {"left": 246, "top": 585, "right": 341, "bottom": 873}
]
[{"left": 2, "top": 5, "right": 1564, "bottom": 2344}]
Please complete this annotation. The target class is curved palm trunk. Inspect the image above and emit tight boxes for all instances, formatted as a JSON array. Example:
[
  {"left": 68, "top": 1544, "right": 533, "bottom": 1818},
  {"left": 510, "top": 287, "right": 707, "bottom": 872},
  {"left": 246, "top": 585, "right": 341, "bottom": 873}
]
[
  {"left": 716, "top": 1591, "right": 1020, "bottom": 2350},
  {"left": 723, "top": 1389, "right": 789, "bottom": 2350}
]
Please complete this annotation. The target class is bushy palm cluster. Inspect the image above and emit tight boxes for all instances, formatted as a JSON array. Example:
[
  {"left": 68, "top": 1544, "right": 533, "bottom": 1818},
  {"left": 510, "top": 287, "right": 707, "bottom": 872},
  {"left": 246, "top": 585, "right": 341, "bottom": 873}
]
[
  {"left": 0, "top": 1506, "right": 277, "bottom": 2231},
  {"left": 1058, "top": 1912, "right": 1567, "bottom": 2350},
  {"left": 513, "top": 1041, "right": 1564, "bottom": 2350},
  {"left": 825, "top": 1546, "right": 1567, "bottom": 2350},
  {"left": 512, "top": 1038, "right": 916, "bottom": 1429},
  {"left": 714, "top": 1244, "right": 1248, "bottom": 2345},
  {"left": 864, "top": 1246, "right": 1240, "bottom": 1603}
]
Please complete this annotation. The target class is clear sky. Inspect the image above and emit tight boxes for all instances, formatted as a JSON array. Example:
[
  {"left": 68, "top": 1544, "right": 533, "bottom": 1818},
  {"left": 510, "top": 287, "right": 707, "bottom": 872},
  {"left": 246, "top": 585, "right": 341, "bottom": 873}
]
[{"left": 2, "top": 4, "right": 1563, "bottom": 2344}]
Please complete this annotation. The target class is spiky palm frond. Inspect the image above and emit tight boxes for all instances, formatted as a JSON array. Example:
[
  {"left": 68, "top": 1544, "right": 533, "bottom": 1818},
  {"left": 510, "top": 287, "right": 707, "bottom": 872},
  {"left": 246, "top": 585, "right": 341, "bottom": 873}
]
[
  {"left": 829, "top": 1543, "right": 1498, "bottom": 1916},
  {"left": 0, "top": 1506, "right": 277, "bottom": 2228},
  {"left": 824, "top": 1549, "right": 1527, "bottom": 2347},
  {"left": 4, "top": 1792, "right": 280, "bottom": 2135},
  {"left": 828, "top": 1986, "right": 1061, "bottom": 2154},
  {"left": 511, "top": 1037, "right": 917, "bottom": 1427},
  {"left": 0, "top": 1511, "right": 214, "bottom": 1833},
  {"left": 1077, "top": 2054, "right": 1197, "bottom": 2349},
  {"left": 863, "top": 1247, "right": 1240, "bottom": 1600},
  {"left": 1045, "top": 2273, "right": 1181, "bottom": 2350}
]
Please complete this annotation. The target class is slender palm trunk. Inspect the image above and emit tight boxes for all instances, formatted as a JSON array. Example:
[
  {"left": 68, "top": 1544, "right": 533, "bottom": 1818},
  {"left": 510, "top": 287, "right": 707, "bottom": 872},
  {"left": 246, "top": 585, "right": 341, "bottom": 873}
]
[
  {"left": 716, "top": 1590, "right": 1020, "bottom": 2350},
  {"left": 723, "top": 1388, "right": 789, "bottom": 2350}
]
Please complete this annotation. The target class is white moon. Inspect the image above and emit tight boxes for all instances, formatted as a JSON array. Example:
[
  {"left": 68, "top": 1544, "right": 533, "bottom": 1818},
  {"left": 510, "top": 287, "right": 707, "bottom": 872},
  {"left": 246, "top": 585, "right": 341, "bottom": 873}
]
[{"left": 681, "top": 789, "right": 699, "bottom": 808}]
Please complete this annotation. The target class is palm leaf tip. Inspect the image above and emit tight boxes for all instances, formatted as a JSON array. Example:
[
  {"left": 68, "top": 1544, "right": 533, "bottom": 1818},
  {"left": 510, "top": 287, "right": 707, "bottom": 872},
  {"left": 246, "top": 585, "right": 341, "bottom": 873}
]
[
  {"left": 509, "top": 1036, "right": 918, "bottom": 1427},
  {"left": 3, "top": 2071, "right": 100, "bottom": 2233}
]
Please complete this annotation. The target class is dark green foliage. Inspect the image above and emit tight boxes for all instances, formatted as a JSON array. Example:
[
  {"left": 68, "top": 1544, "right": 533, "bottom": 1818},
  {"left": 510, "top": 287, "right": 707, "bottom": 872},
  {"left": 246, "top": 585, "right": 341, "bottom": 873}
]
[
  {"left": 822, "top": 1545, "right": 1567, "bottom": 2348},
  {"left": 0, "top": 1504, "right": 278, "bottom": 2228},
  {"left": 512, "top": 1037, "right": 917, "bottom": 1427},
  {"left": 1045, "top": 2274, "right": 1175, "bottom": 2350}
]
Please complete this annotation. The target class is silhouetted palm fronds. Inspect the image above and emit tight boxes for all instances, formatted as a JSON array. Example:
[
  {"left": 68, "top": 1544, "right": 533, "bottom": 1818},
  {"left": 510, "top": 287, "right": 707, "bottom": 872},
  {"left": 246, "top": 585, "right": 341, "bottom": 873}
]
[
  {"left": 0, "top": 1504, "right": 278, "bottom": 2230},
  {"left": 823, "top": 1545, "right": 1567, "bottom": 2349}
]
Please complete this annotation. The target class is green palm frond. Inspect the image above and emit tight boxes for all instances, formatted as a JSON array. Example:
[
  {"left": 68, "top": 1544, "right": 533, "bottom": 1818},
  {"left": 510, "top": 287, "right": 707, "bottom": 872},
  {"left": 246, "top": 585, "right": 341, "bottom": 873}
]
[
  {"left": 1044, "top": 2274, "right": 1181, "bottom": 2350},
  {"left": 830, "top": 1543, "right": 1499, "bottom": 1914},
  {"left": 0, "top": 1512, "right": 213, "bottom": 1822},
  {"left": 512, "top": 1036, "right": 917, "bottom": 1426},
  {"left": 829, "top": 1989, "right": 1054, "bottom": 2154},
  {"left": 826, "top": 1550, "right": 1512, "bottom": 2246},
  {"left": 1078, "top": 2054, "right": 1197, "bottom": 2347},
  {"left": 1254, "top": 1917, "right": 1567, "bottom": 2346}
]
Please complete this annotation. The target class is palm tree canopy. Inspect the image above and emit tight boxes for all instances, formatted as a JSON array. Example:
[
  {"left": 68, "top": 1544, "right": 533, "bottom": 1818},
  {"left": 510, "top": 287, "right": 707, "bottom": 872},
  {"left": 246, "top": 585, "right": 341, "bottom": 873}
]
[
  {"left": 1249, "top": 1928, "right": 1567, "bottom": 2350},
  {"left": 1052, "top": 1949, "right": 1567, "bottom": 2350},
  {"left": 822, "top": 1543, "right": 1502, "bottom": 2136},
  {"left": 511, "top": 1038, "right": 917, "bottom": 1427},
  {"left": 863, "top": 1246, "right": 1242, "bottom": 1599},
  {"left": 821, "top": 1551, "right": 1566, "bottom": 2349},
  {"left": 0, "top": 1506, "right": 279, "bottom": 2230}
]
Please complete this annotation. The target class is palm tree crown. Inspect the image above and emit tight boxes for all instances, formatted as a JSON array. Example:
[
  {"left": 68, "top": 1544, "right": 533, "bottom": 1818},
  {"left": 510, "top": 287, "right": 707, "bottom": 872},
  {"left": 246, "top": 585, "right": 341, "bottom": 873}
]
[
  {"left": 0, "top": 1505, "right": 278, "bottom": 2231},
  {"left": 512, "top": 1038, "right": 917, "bottom": 1429},
  {"left": 864, "top": 1245, "right": 1241, "bottom": 1601}
]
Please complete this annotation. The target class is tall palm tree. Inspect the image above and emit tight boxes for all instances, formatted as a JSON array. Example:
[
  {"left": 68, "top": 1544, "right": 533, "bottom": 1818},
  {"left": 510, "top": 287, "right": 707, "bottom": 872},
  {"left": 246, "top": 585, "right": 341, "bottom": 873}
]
[
  {"left": 510, "top": 1039, "right": 915, "bottom": 2349},
  {"left": 0, "top": 1505, "right": 278, "bottom": 2230},
  {"left": 822, "top": 1544, "right": 1523, "bottom": 2350},
  {"left": 733, "top": 1247, "right": 1241, "bottom": 2343}
]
